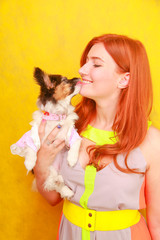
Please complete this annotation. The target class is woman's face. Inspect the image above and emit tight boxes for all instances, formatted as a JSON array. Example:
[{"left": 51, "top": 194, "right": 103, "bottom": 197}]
[{"left": 79, "top": 43, "right": 122, "bottom": 101}]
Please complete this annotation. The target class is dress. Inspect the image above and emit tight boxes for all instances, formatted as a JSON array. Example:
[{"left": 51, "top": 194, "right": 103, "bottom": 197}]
[{"left": 57, "top": 125, "right": 151, "bottom": 240}]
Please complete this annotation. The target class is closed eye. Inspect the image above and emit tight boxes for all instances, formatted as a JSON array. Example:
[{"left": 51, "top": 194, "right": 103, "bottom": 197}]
[{"left": 93, "top": 64, "right": 102, "bottom": 67}]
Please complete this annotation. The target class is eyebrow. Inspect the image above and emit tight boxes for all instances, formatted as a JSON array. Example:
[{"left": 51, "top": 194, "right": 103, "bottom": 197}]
[{"left": 86, "top": 56, "right": 105, "bottom": 62}]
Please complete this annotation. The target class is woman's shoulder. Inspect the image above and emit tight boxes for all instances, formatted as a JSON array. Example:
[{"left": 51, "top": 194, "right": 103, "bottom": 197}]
[
  {"left": 146, "top": 125, "right": 160, "bottom": 145},
  {"left": 140, "top": 125, "right": 160, "bottom": 168}
]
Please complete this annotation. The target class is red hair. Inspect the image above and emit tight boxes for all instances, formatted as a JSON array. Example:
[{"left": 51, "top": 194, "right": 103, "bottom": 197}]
[{"left": 75, "top": 34, "right": 153, "bottom": 173}]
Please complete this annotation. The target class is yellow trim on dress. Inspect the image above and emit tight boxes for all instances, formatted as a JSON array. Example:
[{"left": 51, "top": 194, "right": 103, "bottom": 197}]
[{"left": 63, "top": 199, "right": 141, "bottom": 231}]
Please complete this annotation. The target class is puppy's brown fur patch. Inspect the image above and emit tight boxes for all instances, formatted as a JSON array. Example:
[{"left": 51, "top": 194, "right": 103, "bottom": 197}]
[{"left": 53, "top": 82, "right": 71, "bottom": 100}]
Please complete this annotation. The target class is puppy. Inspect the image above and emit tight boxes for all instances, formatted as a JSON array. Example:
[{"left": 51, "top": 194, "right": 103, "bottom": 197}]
[{"left": 10, "top": 67, "right": 82, "bottom": 199}]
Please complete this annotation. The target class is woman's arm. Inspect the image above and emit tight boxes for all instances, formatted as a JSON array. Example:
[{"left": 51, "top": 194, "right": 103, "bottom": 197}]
[
  {"left": 34, "top": 120, "right": 65, "bottom": 206},
  {"left": 144, "top": 127, "right": 160, "bottom": 239}
]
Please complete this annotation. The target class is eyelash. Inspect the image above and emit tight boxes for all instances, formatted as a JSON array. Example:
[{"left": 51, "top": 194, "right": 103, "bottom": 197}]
[{"left": 93, "top": 64, "right": 101, "bottom": 67}]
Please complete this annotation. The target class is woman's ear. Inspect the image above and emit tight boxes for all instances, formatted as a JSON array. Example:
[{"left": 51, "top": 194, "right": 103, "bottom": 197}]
[{"left": 118, "top": 72, "right": 130, "bottom": 89}]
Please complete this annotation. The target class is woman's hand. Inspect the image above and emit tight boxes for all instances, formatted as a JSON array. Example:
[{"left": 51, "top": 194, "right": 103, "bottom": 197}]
[
  {"left": 34, "top": 120, "right": 65, "bottom": 205},
  {"left": 36, "top": 120, "right": 65, "bottom": 172}
]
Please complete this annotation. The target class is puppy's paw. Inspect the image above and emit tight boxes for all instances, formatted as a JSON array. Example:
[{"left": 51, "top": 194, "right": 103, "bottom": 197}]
[
  {"left": 56, "top": 174, "right": 64, "bottom": 184},
  {"left": 60, "top": 186, "right": 74, "bottom": 199},
  {"left": 24, "top": 160, "right": 35, "bottom": 172},
  {"left": 10, "top": 144, "right": 24, "bottom": 157}
]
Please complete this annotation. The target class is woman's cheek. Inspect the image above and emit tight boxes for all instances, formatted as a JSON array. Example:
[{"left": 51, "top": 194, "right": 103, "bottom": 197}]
[{"left": 91, "top": 70, "right": 101, "bottom": 81}]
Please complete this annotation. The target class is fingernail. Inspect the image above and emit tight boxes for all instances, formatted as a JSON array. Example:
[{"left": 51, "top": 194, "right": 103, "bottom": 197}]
[
  {"left": 42, "top": 119, "right": 46, "bottom": 123},
  {"left": 57, "top": 124, "right": 62, "bottom": 129}
]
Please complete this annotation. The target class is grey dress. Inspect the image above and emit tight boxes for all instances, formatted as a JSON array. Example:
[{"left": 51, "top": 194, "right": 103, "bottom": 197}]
[{"left": 57, "top": 146, "right": 151, "bottom": 240}]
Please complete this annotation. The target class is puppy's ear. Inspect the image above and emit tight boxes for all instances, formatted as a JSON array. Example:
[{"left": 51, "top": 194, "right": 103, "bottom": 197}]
[{"left": 34, "top": 67, "right": 55, "bottom": 89}]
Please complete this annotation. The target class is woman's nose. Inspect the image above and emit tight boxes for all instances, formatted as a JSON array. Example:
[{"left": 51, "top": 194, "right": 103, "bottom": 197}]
[{"left": 79, "top": 63, "right": 88, "bottom": 76}]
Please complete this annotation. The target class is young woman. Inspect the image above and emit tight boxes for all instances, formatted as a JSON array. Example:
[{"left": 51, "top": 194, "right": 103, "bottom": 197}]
[{"left": 34, "top": 34, "right": 160, "bottom": 240}]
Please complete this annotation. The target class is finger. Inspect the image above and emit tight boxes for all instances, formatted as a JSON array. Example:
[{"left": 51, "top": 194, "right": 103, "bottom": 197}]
[
  {"left": 53, "top": 140, "right": 66, "bottom": 154},
  {"left": 52, "top": 138, "right": 65, "bottom": 148},
  {"left": 38, "top": 119, "right": 47, "bottom": 142},
  {"left": 45, "top": 124, "right": 62, "bottom": 143}
]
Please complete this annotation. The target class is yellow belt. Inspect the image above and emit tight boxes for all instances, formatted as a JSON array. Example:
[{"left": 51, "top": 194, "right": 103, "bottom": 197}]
[{"left": 63, "top": 199, "right": 141, "bottom": 231}]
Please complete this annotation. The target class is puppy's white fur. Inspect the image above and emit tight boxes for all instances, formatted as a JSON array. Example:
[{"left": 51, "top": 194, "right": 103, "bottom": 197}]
[{"left": 11, "top": 84, "right": 81, "bottom": 199}]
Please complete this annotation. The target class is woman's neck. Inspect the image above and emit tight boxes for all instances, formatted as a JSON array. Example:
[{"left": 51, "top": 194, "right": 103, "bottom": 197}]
[{"left": 90, "top": 98, "right": 118, "bottom": 131}]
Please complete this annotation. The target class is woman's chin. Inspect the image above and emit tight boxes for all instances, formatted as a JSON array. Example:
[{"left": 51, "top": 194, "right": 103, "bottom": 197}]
[
  {"left": 79, "top": 91, "right": 94, "bottom": 100},
  {"left": 79, "top": 89, "right": 89, "bottom": 97}
]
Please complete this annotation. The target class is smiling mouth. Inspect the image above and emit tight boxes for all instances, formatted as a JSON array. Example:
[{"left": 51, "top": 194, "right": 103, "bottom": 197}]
[{"left": 82, "top": 79, "right": 93, "bottom": 84}]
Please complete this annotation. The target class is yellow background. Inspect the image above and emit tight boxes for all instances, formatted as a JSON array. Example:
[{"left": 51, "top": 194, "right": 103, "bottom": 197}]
[{"left": 1, "top": 0, "right": 160, "bottom": 239}]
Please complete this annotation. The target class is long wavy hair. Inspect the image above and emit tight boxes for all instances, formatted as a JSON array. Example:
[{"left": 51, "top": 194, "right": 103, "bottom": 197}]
[{"left": 75, "top": 34, "right": 153, "bottom": 173}]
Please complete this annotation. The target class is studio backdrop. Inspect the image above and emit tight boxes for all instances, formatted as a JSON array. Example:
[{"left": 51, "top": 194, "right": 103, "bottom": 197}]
[{"left": 0, "top": 0, "right": 160, "bottom": 239}]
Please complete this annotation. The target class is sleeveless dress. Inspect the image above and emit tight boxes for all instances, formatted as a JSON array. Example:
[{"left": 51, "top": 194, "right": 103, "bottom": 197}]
[{"left": 57, "top": 124, "right": 151, "bottom": 240}]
